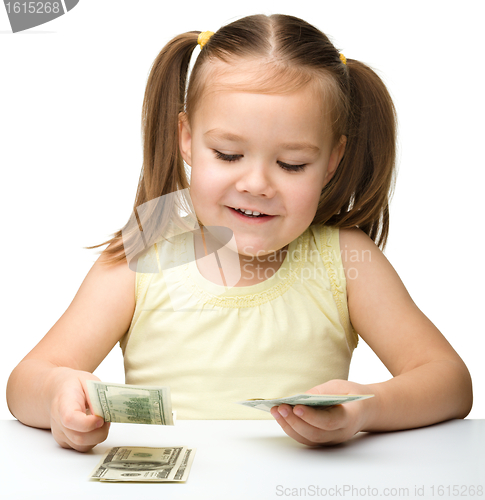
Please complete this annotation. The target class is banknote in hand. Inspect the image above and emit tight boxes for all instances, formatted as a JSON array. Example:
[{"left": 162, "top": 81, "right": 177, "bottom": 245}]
[
  {"left": 236, "top": 393, "right": 374, "bottom": 413},
  {"left": 86, "top": 381, "right": 174, "bottom": 425}
]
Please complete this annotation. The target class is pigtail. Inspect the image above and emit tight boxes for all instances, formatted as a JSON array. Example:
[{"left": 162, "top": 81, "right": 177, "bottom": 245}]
[
  {"left": 84, "top": 32, "right": 200, "bottom": 266},
  {"left": 318, "top": 59, "right": 397, "bottom": 250},
  {"left": 140, "top": 32, "right": 198, "bottom": 201}
]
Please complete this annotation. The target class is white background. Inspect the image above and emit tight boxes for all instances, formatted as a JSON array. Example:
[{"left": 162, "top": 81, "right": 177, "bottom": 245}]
[{"left": 1, "top": 1, "right": 483, "bottom": 423}]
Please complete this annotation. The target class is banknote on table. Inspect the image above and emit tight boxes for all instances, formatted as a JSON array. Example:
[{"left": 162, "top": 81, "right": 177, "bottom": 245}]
[
  {"left": 86, "top": 380, "right": 174, "bottom": 425},
  {"left": 89, "top": 446, "right": 196, "bottom": 482},
  {"left": 236, "top": 394, "right": 374, "bottom": 413}
]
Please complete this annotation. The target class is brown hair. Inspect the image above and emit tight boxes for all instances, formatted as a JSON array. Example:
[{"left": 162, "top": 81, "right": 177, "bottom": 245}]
[{"left": 85, "top": 13, "right": 397, "bottom": 266}]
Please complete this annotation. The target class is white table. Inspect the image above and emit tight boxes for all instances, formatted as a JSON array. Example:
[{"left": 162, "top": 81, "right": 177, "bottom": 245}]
[{"left": 0, "top": 419, "right": 483, "bottom": 500}]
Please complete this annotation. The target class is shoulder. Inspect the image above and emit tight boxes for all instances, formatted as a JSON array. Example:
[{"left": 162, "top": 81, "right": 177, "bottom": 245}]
[
  {"left": 338, "top": 227, "right": 391, "bottom": 283},
  {"left": 310, "top": 223, "right": 387, "bottom": 277},
  {"left": 338, "top": 226, "right": 376, "bottom": 252},
  {"left": 337, "top": 227, "right": 415, "bottom": 320}
]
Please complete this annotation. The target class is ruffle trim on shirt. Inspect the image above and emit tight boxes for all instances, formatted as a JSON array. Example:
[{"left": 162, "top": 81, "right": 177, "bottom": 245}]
[
  {"left": 136, "top": 272, "right": 148, "bottom": 304},
  {"left": 320, "top": 226, "right": 359, "bottom": 352},
  {"left": 133, "top": 243, "right": 163, "bottom": 304},
  {"left": 180, "top": 231, "right": 309, "bottom": 308}
]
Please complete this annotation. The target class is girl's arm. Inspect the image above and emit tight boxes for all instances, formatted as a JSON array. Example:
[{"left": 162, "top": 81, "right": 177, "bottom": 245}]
[
  {"left": 271, "top": 228, "right": 472, "bottom": 445},
  {"left": 6, "top": 249, "right": 136, "bottom": 451}
]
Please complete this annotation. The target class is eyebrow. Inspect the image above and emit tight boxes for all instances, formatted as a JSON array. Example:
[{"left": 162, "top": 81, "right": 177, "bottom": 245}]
[{"left": 204, "top": 128, "right": 321, "bottom": 154}]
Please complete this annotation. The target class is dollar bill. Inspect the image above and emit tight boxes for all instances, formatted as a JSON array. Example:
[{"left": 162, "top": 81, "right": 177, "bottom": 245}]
[
  {"left": 173, "top": 447, "right": 197, "bottom": 482},
  {"left": 89, "top": 446, "right": 196, "bottom": 482},
  {"left": 86, "top": 381, "right": 174, "bottom": 425},
  {"left": 236, "top": 393, "right": 374, "bottom": 413}
]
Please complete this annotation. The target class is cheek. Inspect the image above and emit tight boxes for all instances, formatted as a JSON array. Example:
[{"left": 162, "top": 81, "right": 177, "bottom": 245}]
[
  {"left": 293, "top": 194, "right": 321, "bottom": 223},
  {"left": 285, "top": 175, "right": 324, "bottom": 215},
  {"left": 190, "top": 150, "right": 233, "bottom": 195},
  {"left": 189, "top": 163, "right": 226, "bottom": 214},
  {"left": 191, "top": 164, "right": 220, "bottom": 196},
  {"left": 191, "top": 147, "right": 217, "bottom": 182}
]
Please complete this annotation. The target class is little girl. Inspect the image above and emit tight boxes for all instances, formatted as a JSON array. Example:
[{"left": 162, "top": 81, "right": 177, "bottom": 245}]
[{"left": 7, "top": 13, "right": 472, "bottom": 451}]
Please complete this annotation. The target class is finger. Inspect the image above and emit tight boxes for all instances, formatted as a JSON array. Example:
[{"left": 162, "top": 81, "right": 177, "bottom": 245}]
[
  {"left": 56, "top": 383, "right": 105, "bottom": 433},
  {"left": 57, "top": 433, "right": 99, "bottom": 453},
  {"left": 51, "top": 421, "right": 103, "bottom": 453},
  {"left": 271, "top": 407, "right": 316, "bottom": 446},
  {"left": 51, "top": 428, "right": 73, "bottom": 451},
  {"left": 279, "top": 404, "right": 329, "bottom": 443},
  {"left": 58, "top": 434, "right": 95, "bottom": 453},
  {"left": 64, "top": 421, "right": 110, "bottom": 450},
  {"left": 292, "top": 404, "right": 347, "bottom": 431},
  {"left": 275, "top": 404, "right": 346, "bottom": 445},
  {"left": 81, "top": 378, "right": 100, "bottom": 417},
  {"left": 59, "top": 406, "right": 105, "bottom": 433}
]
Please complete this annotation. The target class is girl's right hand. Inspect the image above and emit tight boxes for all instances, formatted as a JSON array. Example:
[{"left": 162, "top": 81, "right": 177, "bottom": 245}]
[{"left": 49, "top": 368, "right": 110, "bottom": 452}]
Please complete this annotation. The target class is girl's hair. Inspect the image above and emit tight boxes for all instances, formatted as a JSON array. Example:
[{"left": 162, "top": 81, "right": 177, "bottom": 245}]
[{"left": 86, "top": 13, "right": 397, "bottom": 266}]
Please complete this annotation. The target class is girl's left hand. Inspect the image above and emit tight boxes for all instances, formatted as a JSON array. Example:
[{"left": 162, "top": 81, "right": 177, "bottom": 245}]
[{"left": 270, "top": 379, "right": 375, "bottom": 446}]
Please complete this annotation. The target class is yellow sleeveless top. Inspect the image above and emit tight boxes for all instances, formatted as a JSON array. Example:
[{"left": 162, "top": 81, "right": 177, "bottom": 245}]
[{"left": 120, "top": 223, "right": 358, "bottom": 419}]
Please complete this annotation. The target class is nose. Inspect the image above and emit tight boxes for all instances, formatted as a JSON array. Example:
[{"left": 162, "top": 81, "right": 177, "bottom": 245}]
[{"left": 234, "top": 163, "right": 276, "bottom": 198}]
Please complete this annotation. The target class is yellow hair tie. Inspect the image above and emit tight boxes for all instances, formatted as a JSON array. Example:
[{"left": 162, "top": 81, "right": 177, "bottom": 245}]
[
  {"left": 198, "top": 31, "right": 214, "bottom": 49},
  {"left": 339, "top": 53, "right": 347, "bottom": 65}
]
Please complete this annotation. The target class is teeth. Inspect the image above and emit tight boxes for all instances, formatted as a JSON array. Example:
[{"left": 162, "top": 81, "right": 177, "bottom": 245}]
[{"left": 235, "top": 207, "right": 263, "bottom": 216}]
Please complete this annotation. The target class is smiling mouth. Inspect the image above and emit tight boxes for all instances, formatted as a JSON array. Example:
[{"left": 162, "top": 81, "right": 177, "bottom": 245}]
[{"left": 228, "top": 207, "right": 273, "bottom": 218}]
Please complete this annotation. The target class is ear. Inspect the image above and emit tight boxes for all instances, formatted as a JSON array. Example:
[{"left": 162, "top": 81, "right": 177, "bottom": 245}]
[
  {"left": 324, "top": 135, "right": 347, "bottom": 184},
  {"left": 178, "top": 112, "right": 192, "bottom": 166}
]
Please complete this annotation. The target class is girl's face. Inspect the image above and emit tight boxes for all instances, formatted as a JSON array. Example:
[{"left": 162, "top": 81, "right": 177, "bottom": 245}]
[{"left": 179, "top": 80, "right": 345, "bottom": 260}]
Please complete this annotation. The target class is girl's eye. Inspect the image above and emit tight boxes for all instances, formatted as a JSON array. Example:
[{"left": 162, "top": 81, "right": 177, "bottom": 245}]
[
  {"left": 213, "top": 150, "right": 241, "bottom": 162},
  {"left": 213, "top": 150, "right": 306, "bottom": 172},
  {"left": 278, "top": 161, "right": 306, "bottom": 172}
]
